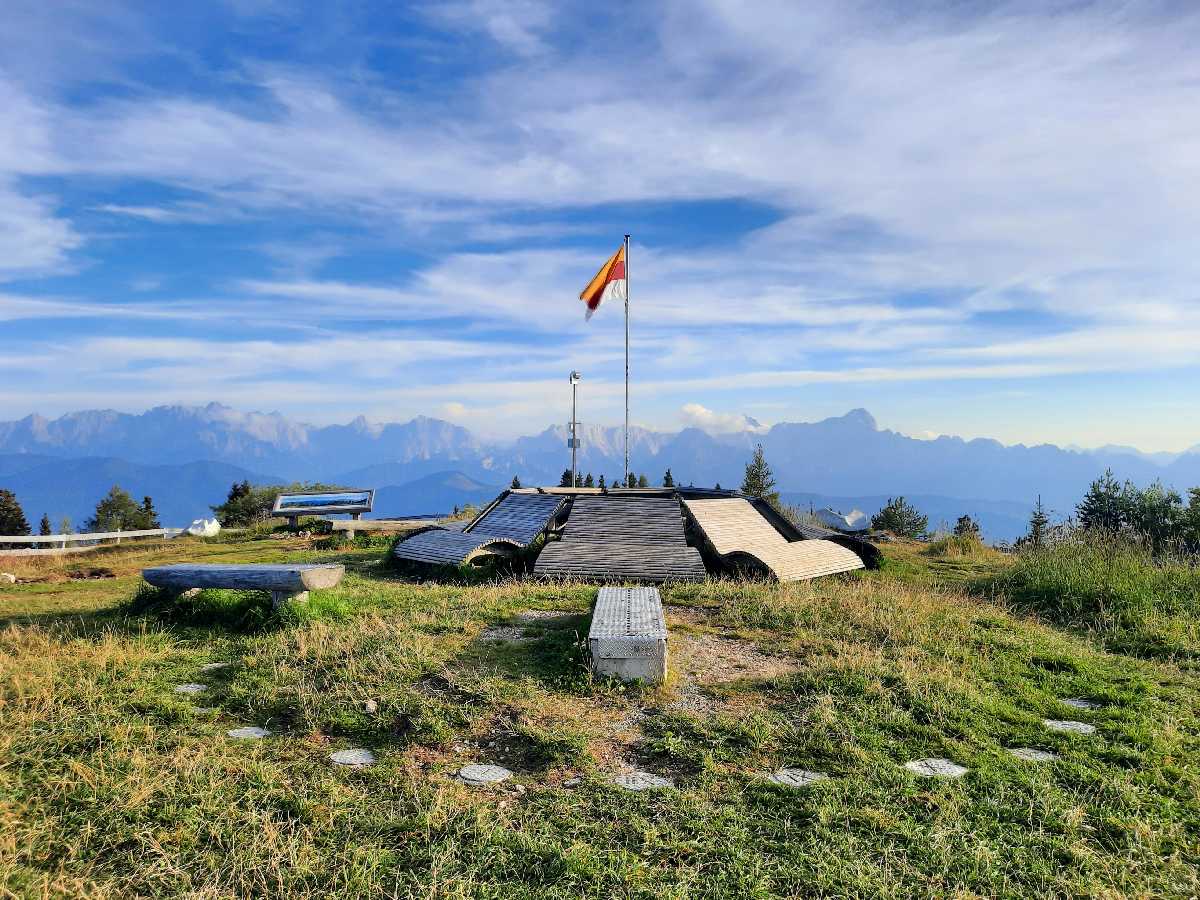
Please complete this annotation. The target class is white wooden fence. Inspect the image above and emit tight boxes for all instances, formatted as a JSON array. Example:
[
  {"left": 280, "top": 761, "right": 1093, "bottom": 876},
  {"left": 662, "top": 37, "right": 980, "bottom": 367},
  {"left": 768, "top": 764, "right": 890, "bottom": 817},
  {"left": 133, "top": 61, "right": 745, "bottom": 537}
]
[{"left": 0, "top": 528, "right": 184, "bottom": 557}]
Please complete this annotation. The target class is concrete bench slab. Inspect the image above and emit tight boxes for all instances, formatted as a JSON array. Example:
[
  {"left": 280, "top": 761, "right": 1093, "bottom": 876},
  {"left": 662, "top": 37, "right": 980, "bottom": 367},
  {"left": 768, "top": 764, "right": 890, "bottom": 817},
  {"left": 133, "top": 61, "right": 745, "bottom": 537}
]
[
  {"left": 142, "top": 563, "right": 345, "bottom": 608},
  {"left": 588, "top": 586, "right": 668, "bottom": 683}
]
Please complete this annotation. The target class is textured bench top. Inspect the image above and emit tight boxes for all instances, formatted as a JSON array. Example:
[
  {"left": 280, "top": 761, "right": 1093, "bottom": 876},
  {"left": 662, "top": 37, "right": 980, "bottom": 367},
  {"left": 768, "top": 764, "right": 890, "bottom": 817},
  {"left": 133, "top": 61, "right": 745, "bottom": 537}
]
[
  {"left": 142, "top": 563, "right": 345, "bottom": 592},
  {"left": 589, "top": 587, "right": 667, "bottom": 643}
]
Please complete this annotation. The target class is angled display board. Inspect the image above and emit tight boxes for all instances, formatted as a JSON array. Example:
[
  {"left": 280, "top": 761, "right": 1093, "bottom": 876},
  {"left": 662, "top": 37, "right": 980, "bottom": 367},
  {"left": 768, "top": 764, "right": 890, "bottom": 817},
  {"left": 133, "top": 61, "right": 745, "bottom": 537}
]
[{"left": 272, "top": 489, "right": 374, "bottom": 526}]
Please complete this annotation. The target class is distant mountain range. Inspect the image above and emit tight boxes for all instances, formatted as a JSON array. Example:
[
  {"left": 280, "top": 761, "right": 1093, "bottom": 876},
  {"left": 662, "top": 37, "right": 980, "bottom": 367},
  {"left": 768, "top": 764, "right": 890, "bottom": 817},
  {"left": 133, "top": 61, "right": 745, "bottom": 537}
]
[{"left": 0, "top": 402, "right": 1196, "bottom": 540}]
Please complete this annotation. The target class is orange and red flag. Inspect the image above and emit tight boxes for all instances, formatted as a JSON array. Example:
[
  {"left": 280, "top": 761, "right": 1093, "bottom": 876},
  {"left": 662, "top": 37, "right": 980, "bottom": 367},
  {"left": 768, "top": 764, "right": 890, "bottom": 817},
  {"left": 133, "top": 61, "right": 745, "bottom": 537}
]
[{"left": 579, "top": 243, "right": 627, "bottom": 320}]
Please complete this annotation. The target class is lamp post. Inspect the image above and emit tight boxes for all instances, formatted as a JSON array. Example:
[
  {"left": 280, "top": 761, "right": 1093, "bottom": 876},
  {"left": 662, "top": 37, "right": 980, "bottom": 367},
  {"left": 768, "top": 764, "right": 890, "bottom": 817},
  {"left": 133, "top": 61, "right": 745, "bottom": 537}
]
[{"left": 568, "top": 371, "right": 582, "bottom": 487}]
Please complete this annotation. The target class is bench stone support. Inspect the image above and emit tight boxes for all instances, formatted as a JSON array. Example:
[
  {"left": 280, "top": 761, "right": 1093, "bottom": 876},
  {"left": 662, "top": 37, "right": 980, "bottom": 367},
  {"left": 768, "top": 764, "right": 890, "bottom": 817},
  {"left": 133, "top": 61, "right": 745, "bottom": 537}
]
[
  {"left": 271, "top": 589, "right": 309, "bottom": 608},
  {"left": 588, "top": 587, "right": 668, "bottom": 683}
]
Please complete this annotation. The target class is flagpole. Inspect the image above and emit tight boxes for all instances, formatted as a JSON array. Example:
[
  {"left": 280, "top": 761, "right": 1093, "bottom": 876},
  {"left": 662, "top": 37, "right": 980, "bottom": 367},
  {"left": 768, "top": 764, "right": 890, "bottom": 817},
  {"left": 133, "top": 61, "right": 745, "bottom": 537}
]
[{"left": 623, "top": 233, "right": 630, "bottom": 488}]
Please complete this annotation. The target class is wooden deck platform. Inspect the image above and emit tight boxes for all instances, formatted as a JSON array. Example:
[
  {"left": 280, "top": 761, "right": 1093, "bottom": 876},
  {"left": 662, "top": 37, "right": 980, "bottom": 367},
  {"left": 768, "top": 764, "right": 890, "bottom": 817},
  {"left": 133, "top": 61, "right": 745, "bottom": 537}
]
[
  {"left": 683, "top": 497, "right": 865, "bottom": 581},
  {"left": 534, "top": 496, "right": 706, "bottom": 582},
  {"left": 392, "top": 491, "right": 565, "bottom": 567}
]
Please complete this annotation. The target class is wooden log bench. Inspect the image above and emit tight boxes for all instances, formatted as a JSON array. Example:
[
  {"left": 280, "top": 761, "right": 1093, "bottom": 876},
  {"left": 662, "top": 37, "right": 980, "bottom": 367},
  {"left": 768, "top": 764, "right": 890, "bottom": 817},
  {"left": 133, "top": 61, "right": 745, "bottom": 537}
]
[
  {"left": 141, "top": 563, "right": 346, "bottom": 608},
  {"left": 588, "top": 586, "right": 668, "bottom": 683}
]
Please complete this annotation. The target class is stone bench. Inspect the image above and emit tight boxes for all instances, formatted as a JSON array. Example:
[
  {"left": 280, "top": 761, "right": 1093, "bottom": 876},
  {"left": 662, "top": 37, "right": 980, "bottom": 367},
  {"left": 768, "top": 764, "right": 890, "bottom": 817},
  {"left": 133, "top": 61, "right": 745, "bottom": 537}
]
[
  {"left": 142, "top": 563, "right": 346, "bottom": 608},
  {"left": 588, "top": 586, "right": 668, "bottom": 683}
]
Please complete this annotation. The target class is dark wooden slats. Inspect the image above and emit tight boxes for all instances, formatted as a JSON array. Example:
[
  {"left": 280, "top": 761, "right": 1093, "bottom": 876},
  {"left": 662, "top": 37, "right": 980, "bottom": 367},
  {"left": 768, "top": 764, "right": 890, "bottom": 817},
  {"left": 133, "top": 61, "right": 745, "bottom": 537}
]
[
  {"left": 534, "top": 495, "right": 706, "bottom": 582},
  {"left": 535, "top": 541, "right": 705, "bottom": 582},
  {"left": 392, "top": 529, "right": 519, "bottom": 565},
  {"left": 467, "top": 493, "right": 565, "bottom": 544}
]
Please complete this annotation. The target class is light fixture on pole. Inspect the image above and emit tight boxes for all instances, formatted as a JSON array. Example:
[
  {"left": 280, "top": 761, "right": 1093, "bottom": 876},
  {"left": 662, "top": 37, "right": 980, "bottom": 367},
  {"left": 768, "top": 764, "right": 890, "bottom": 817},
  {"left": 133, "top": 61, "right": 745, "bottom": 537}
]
[{"left": 568, "top": 371, "right": 582, "bottom": 487}]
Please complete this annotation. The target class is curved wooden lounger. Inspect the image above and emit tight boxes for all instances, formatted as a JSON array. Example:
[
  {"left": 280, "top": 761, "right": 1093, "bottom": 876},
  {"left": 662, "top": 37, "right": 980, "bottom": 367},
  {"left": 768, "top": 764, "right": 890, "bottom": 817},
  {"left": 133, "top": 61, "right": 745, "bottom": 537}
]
[
  {"left": 392, "top": 529, "right": 522, "bottom": 566},
  {"left": 683, "top": 497, "right": 865, "bottom": 582},
  {"left": 393, "top": 491, "right": 566, "bottom": 567}
]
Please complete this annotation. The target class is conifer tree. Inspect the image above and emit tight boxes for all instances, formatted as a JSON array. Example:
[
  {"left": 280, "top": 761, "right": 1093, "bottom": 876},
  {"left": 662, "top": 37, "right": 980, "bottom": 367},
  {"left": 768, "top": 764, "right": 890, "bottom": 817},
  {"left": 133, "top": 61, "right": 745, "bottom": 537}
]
[
  {"left": 953, "top": 514, "right": 980, "bottom": 537},
  {"left": 637, "top": 474, "right": 649, "bottom": 488},
  {"left": 583, "top": 473, "right": 594, "bottom": 488},
  {"left": 139, "top": 496, "right": 161, "bottom": 529},
  {"left": 511, "top": 475, "right": 522, "bottom": 489},
  {"left": 559, "top": 469, "right": 573, "bottom": 487},
  {"left": 39, "top": 513, "right": 52, "bottom": 536},
  {"left": 0, "top": 489, "right": 30, "bottom": 537},
  {"left": 597, "top": 474, "right": 607, "bottom": 490},
  {"left": 1076, "top": 469, "right": 1124, "bottom": 532},
  {"left": 662, "top": 468, "right": 675, "bottom": 488},
  {"left": 1027, "top": 495, "right": 1049, "bottom": 547},
  {"left": 740, "top": 444, "right": 780, "bottom": 508},
  {"left": 870, "top": 497, "right": 928, "bottom": 538},
  {"left": 86, "top": 485, "right": 142, "bottom": 532}
]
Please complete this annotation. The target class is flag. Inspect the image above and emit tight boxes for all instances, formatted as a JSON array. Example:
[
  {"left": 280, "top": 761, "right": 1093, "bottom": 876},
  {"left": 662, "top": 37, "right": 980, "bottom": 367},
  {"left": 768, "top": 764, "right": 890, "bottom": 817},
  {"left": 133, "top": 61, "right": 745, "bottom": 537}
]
[{"left": 579, "top": 243, "right": 626, "bottom": 320}]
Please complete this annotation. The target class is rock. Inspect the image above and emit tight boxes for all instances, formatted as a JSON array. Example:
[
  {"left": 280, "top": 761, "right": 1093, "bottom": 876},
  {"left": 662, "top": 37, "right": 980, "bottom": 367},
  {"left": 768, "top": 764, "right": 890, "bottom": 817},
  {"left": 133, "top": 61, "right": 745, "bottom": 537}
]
[
  {"left": 0, "top": 573, "right": 15, "bottom": 585},
  {"left": 185, "top": 518, "right": 221, "bottom": 538},
  {"left": 364, "top": 699, "right": 378, "bottom": 714},
  {"left": 330, "top": 748, "right": 375, "bottom": 768},
  {"left": 904, "top": 758, "right": 968, "bottom": 778}
]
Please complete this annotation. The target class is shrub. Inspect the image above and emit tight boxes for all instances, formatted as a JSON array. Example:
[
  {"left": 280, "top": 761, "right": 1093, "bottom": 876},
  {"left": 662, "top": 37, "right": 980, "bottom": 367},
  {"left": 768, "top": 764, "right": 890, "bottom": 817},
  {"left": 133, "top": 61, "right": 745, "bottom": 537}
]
[{"left": 211, "top": 481, "right": 346, "bottom": 527}]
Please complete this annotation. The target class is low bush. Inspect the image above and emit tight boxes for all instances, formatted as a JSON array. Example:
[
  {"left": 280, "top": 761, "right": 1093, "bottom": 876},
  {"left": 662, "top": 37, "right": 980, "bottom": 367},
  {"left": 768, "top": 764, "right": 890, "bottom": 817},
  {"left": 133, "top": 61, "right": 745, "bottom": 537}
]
[
  {"left": 925, "top": 533, "right": 986, "bottom": 557},
  {"left": 992, "top": 532, "right": 1200, "bottom": 658}
]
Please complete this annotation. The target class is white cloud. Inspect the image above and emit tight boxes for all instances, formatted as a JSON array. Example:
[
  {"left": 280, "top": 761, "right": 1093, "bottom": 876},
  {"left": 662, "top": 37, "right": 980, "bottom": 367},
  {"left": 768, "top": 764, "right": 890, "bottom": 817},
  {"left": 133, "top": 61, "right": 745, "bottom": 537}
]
[{"left": 678, "top": 403, "right": 766, "bottom": 434}]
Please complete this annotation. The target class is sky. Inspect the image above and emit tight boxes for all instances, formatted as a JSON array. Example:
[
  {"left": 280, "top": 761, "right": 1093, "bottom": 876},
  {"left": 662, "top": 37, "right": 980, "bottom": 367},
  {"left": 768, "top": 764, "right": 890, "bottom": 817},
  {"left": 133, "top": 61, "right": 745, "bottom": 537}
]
[{"left": 0, "top": 1, "right": 1198, "bottom": 450}]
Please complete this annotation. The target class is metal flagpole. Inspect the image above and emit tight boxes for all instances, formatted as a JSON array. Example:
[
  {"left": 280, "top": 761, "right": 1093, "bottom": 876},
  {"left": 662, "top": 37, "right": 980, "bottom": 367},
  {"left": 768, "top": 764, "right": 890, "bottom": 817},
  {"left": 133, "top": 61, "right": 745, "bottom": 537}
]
[{"left": 623, "top": 233, "right": 630, "bottom": 488}]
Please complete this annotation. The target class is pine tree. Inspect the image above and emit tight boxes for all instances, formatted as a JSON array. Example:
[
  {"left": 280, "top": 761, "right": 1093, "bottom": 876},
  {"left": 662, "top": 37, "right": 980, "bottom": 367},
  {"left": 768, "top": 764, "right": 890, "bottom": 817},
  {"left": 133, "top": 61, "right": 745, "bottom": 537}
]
[
  {"left": 1027, "top": 495, "right": 1049, "bottom": 547},
  {"left": 870, "top": 497, "right": 928, "bottom": 538},
  {"left": 625, "top": 473, "right": 636, "bottom": 488},
  {"left": 39, "top": 513, "right": 52, "bottom": 536},
  {"left": 583, "top": 473, "right": 594, "bottom": 488},
  {"left": 714, "top": 482, "right": 722, "bottom": 490},
  {"left": 58, "top": 516, "right": 72, "bottom": 536},
  {"left": 740, "top": 444, "right": 780, "bottom": 508},
  {"left": 86, "top": 485, "right": 142, "bottom": 532},
  {"left": 662, "top": 468, "right": 675, "bottom": 488},
  {"left": 139, "top": 496, "right": 161, "bottom": 529},
  {"left": 0, "top": 489, "right": 31, "bottom": 537},
  {"left": 1076, "top": 469, "right": 1124, "bottom": 532},
  {"left": 511, "top": 475, "right": 522, "bottom": 489},
  {"left": 637, "top": 474, "right": 649, "bottom": 488},
  {"left": 953, "top": 514, "right": 980, "bottom": 537},
  {"left": 597, "top": 474, "right": 607, "bottom": 490},
  {"left": 559, "top": 469, "right": 573, "bottom": 488},
  {"left": 611, "top": 475, "right": 622, "bottom": 489}
]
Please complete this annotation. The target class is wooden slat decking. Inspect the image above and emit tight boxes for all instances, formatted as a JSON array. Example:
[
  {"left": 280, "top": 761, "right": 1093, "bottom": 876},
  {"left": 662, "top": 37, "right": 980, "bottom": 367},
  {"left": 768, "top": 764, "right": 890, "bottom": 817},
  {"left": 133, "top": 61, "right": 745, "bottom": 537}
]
[
  {"left": 683, "top": 497, "right": 865, "bottom": 581},
  {"left": 534, "top": 496, "right": 706, "bottom": 582},
  {"left": 392, "top": 491, "right": 565, "bottom": 566},
  {"left": 465, "top": 493, "right": 566, "bottom": 543},
  {"left": 392, "top": 529, "right": 521, "bottom": 565}
]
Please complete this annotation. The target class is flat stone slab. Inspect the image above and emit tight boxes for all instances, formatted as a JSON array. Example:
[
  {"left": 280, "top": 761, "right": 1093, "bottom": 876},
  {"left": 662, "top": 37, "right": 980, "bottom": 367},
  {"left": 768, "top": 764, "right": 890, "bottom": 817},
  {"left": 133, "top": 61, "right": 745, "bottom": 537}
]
[
  {"left": 457, "top": 764, "right": 513, "bottom": 786},
  {"left": 200, "top": 662, "right": 233, "bottom": 672},
  {"left": 766, "top": 768, "right": 829, "bottom": 788},
  {"left": 612, "top": 771, "right": 673, "bottom": 791},
  {"left": 1060, "top": 697, "right": 1100, "bottom": 710},
  {"left": 1044, "top": 719, "right": 1096, "bottom": 735},
  {"left": 1008, "top": 747, "right": 1057, "bottom": 762},
  {"left": 227, "top": 726, "right": 270, "bottom": 739},
  {"left": 904, "top": 758, "right": 969, "bottom": 778},
  {"left": 329, "top": 748, "right": 375, "bottom": 768},
  {"left": 174, "top": 683, "right": 207, "bottom": 695}
]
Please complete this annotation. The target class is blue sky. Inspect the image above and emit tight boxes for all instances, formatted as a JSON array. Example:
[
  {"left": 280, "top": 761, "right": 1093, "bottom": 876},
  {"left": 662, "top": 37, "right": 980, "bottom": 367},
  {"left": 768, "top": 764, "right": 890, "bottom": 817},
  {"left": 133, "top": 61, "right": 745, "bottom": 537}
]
[{"left": 1, "top": 1, "right": 1197, "bottom": 450}]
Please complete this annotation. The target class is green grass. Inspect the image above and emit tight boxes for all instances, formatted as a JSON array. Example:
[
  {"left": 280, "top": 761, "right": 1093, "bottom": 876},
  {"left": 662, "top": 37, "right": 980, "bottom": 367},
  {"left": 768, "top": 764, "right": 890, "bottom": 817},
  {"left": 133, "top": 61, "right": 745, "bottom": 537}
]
[
  {"left": 0, "top": 534, "right": 1197, "bottom": 897},
  {"left": 992, "top": 534, "right": 1200, "bottom": 661}
]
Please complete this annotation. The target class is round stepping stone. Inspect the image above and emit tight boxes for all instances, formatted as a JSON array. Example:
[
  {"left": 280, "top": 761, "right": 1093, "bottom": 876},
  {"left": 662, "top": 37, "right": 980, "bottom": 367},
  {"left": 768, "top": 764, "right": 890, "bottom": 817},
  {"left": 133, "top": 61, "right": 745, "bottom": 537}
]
[
  {"left": 766, "top": 768, "right": 829, "bottom": 788},
  {"left": 1044, "top": 719, "right": 1096, "bottom": 735},
  {"left": 457, "top": 764, "right": 513, "bottom": 786},
  {"left": 1060, "top": 697, "right": 1099, "bottom": 710},
  {"left": 227, "top": 726, "right": 270, "bottom": 739},
  {"left": 174, "top": 683, "right": 207, "bottom": 695},
  {"left": 612, "top": 771, "right": 673, "bottom": 791},
  {"left": 904, "top": 758, "right": 969, "bottom": 778},
  {"left": 200, "top": 662, "right": 232, "bottom": 672},
  {"left": 1008, "top": 747, "right": 1057, "bottom": 762},
  {"left": 329, "top": 748, "right": 375, "bottom": 768}
]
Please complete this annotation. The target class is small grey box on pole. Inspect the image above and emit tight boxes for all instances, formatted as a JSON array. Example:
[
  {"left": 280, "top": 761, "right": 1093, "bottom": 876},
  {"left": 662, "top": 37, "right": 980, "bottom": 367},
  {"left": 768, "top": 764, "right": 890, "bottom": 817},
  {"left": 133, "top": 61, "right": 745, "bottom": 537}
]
[{"left": 568, "top": 370, "right": 582, "bottom": 487}]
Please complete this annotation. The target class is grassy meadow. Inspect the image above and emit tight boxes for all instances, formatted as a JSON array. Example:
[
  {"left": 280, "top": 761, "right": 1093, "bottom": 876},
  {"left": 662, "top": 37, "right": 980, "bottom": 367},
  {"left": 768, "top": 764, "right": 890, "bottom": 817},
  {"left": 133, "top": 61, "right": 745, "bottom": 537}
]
[{"left": 0, "top": 532, "right": 1197, "bottom": 898}]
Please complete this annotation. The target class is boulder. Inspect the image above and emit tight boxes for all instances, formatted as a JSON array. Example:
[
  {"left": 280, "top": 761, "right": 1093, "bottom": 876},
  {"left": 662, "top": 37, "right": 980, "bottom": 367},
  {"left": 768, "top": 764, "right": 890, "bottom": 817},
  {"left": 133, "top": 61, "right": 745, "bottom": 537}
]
[
  {"left": 0, "top": 573, "right": 16, "bottom": 585},
  {"left": 185, "top": 518, "right": 221, "bottom": 538}
]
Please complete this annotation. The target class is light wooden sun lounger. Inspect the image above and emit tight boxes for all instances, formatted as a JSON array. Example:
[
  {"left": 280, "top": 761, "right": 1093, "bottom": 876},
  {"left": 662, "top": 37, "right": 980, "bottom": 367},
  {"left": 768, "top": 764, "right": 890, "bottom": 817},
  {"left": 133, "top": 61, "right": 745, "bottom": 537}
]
[
  {"left": 534, "top": 495, "right": 706, "bottom": 582},
  {"left": 683, "top": 497, "right": 866, "bottom": 581},
  {"left": 392, "top": 491, "right": 566, "bottom": 567}
]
